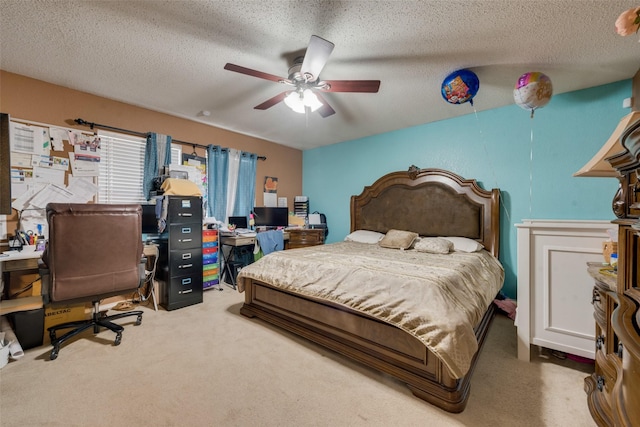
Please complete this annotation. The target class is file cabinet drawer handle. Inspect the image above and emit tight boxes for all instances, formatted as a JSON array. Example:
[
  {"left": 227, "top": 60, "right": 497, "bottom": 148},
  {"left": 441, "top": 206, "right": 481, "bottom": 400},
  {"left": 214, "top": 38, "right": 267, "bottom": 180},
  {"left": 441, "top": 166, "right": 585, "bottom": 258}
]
[{"left": 179, "top": 263, "right": 193, "bottom": 269}]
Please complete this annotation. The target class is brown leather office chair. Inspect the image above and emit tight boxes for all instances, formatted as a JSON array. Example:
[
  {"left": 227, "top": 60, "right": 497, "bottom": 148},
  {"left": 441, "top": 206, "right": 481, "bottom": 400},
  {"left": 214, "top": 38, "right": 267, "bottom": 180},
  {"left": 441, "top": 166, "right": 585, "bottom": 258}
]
[{"left": 39, "top": 203, "right": 146, "bottom": 360}]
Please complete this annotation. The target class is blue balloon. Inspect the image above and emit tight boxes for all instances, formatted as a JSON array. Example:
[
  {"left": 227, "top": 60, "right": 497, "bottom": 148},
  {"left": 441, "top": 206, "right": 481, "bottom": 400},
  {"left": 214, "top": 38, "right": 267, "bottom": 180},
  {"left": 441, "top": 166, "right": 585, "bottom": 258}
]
[{"left": 441, "top": 69, "right": 480, "bottom": 106}]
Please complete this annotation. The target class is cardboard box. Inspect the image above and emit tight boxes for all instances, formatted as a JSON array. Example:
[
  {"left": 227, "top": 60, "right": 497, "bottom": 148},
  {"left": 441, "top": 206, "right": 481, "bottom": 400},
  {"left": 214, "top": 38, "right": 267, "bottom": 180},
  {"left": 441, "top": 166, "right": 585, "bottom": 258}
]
[
  {"left": 43, "top": 302, "right": 90, "bottom": 345},
  {"left": 8, "top": 271, "right": 41, "bottom": 298}
]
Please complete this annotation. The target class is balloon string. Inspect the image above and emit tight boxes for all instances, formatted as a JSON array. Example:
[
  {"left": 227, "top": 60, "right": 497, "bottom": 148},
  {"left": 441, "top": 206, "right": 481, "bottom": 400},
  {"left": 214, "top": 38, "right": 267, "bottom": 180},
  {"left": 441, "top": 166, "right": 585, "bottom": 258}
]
[
  {"left": 529, "top": 115, "right": 534, "bottom": 219},
  {"left": 473, "top": 105, "right": 511, "bottom": 224}
]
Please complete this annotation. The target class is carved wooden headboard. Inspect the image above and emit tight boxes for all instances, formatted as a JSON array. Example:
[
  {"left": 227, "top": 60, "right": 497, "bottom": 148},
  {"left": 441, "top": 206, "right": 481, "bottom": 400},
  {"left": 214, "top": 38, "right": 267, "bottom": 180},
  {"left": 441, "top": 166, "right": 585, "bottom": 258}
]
[{"left": 350, "top": 167, "right": 500, "bottom": 257}]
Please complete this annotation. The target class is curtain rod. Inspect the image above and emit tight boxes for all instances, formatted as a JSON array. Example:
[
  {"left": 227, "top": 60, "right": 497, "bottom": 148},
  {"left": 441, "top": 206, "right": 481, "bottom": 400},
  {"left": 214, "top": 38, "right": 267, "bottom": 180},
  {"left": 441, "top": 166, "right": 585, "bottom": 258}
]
[{"left": 73, "top": 118, "right": 267, "bottom": 161}]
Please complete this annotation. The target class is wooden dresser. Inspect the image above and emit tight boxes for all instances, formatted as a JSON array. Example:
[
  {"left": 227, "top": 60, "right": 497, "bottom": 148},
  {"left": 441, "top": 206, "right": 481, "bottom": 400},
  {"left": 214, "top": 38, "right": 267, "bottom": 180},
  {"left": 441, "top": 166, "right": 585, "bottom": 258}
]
[
  {"left": 286, "top": 228, "right": 325, "bottom": 249},
  {"left": 585, "top": 115, "right": 640, "bottom": 426}
]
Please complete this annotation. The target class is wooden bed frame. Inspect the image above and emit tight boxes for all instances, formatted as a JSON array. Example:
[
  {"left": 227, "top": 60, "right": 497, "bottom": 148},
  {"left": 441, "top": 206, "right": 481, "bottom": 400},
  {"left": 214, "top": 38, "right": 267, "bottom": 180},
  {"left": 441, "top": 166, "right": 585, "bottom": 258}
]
[{"left": 239, "top": 167, "right": 501, "bottom": 412}]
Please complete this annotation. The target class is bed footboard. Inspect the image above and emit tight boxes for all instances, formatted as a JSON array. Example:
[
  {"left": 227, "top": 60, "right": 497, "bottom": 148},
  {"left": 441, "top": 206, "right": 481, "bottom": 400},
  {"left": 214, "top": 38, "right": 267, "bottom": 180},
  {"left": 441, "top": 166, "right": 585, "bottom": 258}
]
[{"left": 240, "top": 278, "right": 496, "bottom": 413}]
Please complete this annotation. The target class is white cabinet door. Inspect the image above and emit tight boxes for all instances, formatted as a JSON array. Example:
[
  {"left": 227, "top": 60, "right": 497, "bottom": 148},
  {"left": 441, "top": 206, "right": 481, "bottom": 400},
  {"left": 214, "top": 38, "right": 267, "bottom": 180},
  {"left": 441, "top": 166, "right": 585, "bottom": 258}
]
[{"left": 515, "top": 220, "right": 615, "bottom": 361}]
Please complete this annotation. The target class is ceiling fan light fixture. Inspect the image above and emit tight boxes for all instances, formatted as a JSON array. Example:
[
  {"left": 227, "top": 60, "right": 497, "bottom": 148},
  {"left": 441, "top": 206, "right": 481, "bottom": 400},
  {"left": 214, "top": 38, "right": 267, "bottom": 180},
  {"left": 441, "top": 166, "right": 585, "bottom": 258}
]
[
  {"left": 284, "top": 91, "right": 306, "bottom": 113},
  {"left": 284, "top": 90, "right": 323, "bottom": 114},
  {"left": 302, "top": 89, "right": 323, "bottom": 112}
]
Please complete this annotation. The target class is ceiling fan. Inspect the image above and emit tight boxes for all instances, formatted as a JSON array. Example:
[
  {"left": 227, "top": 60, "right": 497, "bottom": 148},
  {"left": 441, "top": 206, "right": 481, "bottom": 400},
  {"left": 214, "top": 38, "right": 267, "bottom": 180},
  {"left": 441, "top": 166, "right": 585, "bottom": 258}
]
[{"left": 224, "top": 35, "right": 380, "bottom": 118}]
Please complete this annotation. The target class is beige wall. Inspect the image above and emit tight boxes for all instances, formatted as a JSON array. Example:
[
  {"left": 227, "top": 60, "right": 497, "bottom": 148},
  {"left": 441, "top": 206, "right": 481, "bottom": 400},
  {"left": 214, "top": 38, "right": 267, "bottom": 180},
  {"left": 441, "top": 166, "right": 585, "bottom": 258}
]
[{"left": 0, "top": 70, "right": 302, "bottom": 209}]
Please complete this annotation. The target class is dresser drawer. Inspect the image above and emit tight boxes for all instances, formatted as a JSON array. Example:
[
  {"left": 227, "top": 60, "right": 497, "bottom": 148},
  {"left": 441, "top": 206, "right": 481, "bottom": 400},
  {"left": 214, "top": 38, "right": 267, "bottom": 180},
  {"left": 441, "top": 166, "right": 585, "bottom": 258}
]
[
  {"left": 595, "top": 348, "right": 618, "bottom": 401},
  {"left": 593, "top": 287, "right": 606, "bottom": 327},
  {"left": 288, "top": 229, "right": 324, "bottom": 247}
]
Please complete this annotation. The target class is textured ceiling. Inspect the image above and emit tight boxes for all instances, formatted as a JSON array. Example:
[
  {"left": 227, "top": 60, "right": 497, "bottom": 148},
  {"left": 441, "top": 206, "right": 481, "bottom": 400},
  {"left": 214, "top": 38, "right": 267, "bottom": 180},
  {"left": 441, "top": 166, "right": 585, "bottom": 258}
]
[{"left": 1, "top": 1, "right": 639, "bottom": 150}]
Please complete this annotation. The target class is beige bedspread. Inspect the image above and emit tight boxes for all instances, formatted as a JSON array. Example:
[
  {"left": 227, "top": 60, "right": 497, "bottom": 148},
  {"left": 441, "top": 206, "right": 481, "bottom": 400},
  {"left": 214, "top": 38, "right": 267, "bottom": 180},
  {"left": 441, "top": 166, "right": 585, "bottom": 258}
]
[{"left": 236, "top": 241, "right": 504, "bottom": 378}]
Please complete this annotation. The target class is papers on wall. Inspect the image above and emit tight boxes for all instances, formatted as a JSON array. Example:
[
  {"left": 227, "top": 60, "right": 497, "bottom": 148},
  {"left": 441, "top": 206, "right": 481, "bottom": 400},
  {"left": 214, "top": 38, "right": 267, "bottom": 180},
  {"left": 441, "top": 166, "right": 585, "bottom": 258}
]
[
  {"left": 66, "top": 177, "right": 99, "bottom": 203},
  {"left": 68, "top": 133, "right": 101, "bottom": 178},
  {"left": 10, "top": 169, "right": 32, "bottom": 196},
  {"left": 49, "top": 128, "right": 68, "bottom": 151},
  {"left": 69, "top": 153, "right": 99, "bottom": 176},
  {"left": 10, "top": 152, "right": 32, "bottom": 168},
  {"left": 31, "top": 154, "right": 69, "bottom": 170},
  {"left": 9, "top": 122, "right": 50, "bottom": 155},
  {"left": 264, "top": 193, "right": 277, "bottom": 207},
  {"left": 264, "top": 176, "right": 278, "bottom": 207},
  {"left": 32, "top": 167, "right": 65, "bottom": 186},
  {"left": 27, "top": 184, "right": 74, "bottom": 208},
  {"left": 9, "top": 180, "right": 96, "bottom": 239},
  {"left": 8, "top": 119, "right": 100, "bottom": 209},
  {"left": 11, "top": 185, "right": 44, "bottom": 212},
  {"left": 278, "top": 197, "right": 287, "bottom": 208},
  {"left": 71, "top": 133, "right": 101, "bottom": 163}
]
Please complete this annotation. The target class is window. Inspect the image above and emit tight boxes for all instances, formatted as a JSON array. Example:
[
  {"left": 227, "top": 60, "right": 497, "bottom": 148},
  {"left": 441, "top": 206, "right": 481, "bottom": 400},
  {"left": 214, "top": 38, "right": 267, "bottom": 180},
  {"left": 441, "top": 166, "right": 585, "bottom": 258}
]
[{"left": 97, "top": 131, "right": 181, "bottom": 203}]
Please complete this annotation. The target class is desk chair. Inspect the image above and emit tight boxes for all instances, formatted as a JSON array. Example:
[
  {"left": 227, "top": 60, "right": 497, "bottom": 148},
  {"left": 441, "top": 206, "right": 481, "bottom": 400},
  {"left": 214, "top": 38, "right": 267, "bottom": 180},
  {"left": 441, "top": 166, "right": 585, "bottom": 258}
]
[{"left": 39, "top": 203, "right": 146, "bottom": 360}]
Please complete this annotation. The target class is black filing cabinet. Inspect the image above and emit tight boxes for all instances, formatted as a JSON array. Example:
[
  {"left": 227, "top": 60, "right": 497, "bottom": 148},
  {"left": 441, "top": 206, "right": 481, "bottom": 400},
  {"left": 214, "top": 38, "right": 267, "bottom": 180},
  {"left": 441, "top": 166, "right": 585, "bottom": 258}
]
[{"left": 157, "top": 196, "right": 203, "bottom": 310}]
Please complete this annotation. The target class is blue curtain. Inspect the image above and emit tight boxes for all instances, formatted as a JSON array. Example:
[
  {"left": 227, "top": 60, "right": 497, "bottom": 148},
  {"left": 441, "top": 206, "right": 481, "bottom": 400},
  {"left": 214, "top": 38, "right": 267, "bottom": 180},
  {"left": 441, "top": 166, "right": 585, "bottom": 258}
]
[
  {"left": 233, "top": 152, "right": 257, "bottom": 218},
  {"left": 206, "top": 145, "right": 229, "bottom": 221},
  {"left": 143, "top": 132, "right": 172, "bottom": 200}
]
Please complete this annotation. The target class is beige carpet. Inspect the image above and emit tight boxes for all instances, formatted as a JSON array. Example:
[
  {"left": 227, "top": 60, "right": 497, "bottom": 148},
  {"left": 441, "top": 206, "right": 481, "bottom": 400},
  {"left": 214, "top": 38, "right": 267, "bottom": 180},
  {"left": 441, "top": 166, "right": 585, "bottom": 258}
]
[{"left": 0, "top": 286, "right": 595, "bottom": 427}]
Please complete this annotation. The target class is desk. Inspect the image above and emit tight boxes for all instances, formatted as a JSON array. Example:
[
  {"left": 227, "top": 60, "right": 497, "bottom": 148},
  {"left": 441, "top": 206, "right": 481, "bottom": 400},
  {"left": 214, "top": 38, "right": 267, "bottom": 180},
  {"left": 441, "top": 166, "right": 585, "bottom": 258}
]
[
  {"left": 220, "top": 232, "right": 290, "bottom": 289},
  {"left": 0, "top": 250, "right": 44, "bottom": 316},
  {"left": 219, "top": 235, "right": 256, "bottom": 290}
]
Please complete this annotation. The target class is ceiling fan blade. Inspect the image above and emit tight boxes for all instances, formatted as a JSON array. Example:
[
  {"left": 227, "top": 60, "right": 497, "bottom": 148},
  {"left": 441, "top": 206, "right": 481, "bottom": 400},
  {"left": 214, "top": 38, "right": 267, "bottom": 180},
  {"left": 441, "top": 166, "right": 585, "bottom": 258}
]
[
  {"left": 254, "top": 91, "right": 289, "bottom": 110},
  {"left": 323, "top": 80, "right": 381, "bottom": 93},
  {"left": 314, "top": 93, "right": 336, "bottom": 118},
  {"left": 224, "top": 63, "right": 285, "bottom": 83},
  {"left": 300, "top": 35, "right": 335, "bottom": 82}
]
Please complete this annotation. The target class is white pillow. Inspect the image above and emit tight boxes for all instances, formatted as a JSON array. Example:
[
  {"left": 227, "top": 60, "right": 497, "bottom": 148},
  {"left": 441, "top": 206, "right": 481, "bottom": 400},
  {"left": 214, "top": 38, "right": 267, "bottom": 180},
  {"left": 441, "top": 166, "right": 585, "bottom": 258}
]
[
  {"left": 440, "top": 236, "right": 484, "bottom": 253},
  {"left": 344, "top": 230, "right": 385, "bottom": 244},
  {"left": 413, "top": 237, "right": 453, "bottom": 254}
]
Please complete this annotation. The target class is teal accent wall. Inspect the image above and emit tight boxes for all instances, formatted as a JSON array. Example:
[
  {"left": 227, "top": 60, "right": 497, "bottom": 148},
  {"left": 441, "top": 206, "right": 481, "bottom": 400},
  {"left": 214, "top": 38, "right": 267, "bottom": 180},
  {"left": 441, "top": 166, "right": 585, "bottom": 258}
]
[{"left": 303, "top": 80, "right": 631, "bottom": 298}]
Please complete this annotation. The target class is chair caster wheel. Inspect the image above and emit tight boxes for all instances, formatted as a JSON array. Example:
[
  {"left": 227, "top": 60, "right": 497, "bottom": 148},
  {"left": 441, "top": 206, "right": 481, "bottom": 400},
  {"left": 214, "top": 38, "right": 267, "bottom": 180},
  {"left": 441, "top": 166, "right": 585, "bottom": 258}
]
[
  {"left": 50, "top": 346, "right": 59, "bottom": 360},
  {"left": 114, "top": 332, "right": 122, "bottom": 346},
  {"left": 135, "top": 314, "right": 142, "bottom": 325}
]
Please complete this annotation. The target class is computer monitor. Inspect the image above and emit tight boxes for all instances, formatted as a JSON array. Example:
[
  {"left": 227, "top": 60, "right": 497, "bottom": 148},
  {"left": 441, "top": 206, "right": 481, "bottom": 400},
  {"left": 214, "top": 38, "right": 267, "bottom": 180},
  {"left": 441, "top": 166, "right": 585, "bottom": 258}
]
[
  {"left": 253, "top": 207, "right": 288, "bottom": 227},
  {"left": 141, "top": 204, "right": 159, "bottom": 234},
  {"left": 228, "top": 216, "right": 248, "bottom": 229}
]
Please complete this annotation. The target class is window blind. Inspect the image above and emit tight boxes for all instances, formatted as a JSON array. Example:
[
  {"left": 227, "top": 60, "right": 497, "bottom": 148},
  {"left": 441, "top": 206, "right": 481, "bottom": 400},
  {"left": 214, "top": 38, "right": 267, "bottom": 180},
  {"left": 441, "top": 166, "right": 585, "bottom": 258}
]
[{"left": 98, "top": 131, "right": 181, "bottom": 203}]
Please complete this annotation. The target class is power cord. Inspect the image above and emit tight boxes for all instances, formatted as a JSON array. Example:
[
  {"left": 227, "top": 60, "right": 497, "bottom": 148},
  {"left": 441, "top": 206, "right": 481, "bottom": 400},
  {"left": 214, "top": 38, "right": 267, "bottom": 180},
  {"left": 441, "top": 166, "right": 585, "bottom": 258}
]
[
  {"left": 134, "top": 247, "right": 159, "bottom": 305},
  {"left": 9, "top": 277, "right": 41, "bottom": 299}
]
